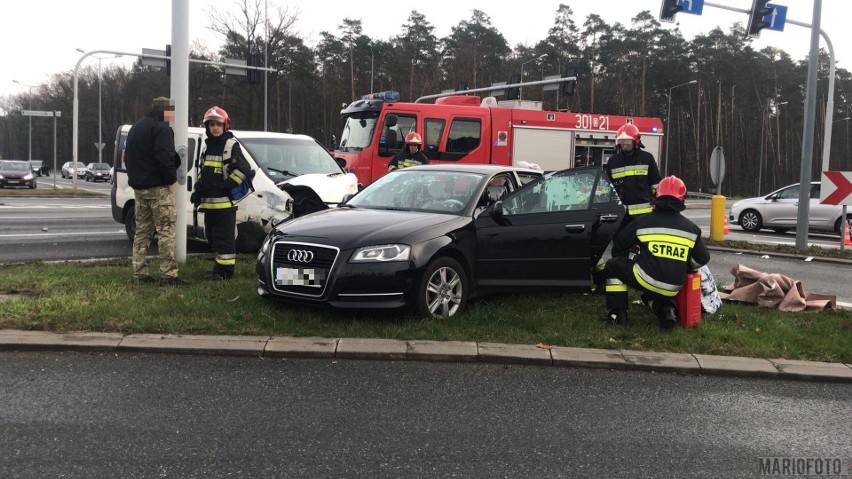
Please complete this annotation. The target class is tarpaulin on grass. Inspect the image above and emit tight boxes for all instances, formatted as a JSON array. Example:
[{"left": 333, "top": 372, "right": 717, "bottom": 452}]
[{"left": 719, "top": 264, "right": 836, "bottom": 312}]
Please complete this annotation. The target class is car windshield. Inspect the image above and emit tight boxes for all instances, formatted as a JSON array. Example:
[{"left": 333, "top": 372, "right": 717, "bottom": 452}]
[
  {"left": 30, "top": 161, "right": 42, "bottom": 167},
  {"left": 90, "top": 163, "right": 110, "bottom": 171},
  {"left": 0, "top": 161, "right": 29, "bottom": 171},
  {"left": 239, "top": 137, "right": 344, "bottom": 181},
  {"left": 346, "top": 169, "right": 485, "bottom": 214}
]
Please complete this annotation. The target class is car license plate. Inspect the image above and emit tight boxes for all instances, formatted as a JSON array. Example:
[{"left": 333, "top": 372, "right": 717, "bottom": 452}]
[
  {"left": 8, "top": 180, "right": 19, "bottom": 184},
  {"left": 275, "top": 267, "right": 325, "bottom": 287}
]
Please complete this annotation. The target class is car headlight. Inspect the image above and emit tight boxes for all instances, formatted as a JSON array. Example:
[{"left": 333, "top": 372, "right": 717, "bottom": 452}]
[
  {"left": 350, "top": 244, "right": 411, "bottom": 263},
  {"left": 23, "top": 173, "right": 34, "bottom": 180}
]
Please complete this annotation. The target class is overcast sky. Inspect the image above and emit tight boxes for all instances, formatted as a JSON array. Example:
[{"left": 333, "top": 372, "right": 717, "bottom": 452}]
[{"left": 2, "top": 0, "right": 848, "bottom": 102}]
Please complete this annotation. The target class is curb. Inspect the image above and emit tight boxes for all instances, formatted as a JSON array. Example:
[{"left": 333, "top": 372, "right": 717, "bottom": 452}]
[{"left": 1, "top": 330, "right": 850, "bottom": 384}]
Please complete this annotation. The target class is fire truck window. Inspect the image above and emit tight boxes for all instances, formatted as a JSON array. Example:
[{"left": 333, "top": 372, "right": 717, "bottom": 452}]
[
  {"left": 424, "top": 118, "right": 445, "bottom": 152},
  {"left": 447, "top": 119, "right": 481, "bottom": 153},
  {"left": 381, "top": 115, "right": 417, "bottom": 150}
]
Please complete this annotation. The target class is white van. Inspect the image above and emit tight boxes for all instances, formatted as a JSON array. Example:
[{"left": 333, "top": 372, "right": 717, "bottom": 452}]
[{"left": 111, "top": 125, "right": 359, "bottom": 252}]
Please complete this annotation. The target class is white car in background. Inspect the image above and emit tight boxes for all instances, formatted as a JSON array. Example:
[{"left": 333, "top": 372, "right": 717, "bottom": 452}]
[
  {"left": 729, "top": 182, "right": 850, "bottom": 235},
  {"left": 60, "top": 161, "right": 87, "bottom": 179}
]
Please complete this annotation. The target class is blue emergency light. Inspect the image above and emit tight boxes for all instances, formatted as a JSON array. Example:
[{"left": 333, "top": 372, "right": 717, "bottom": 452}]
[{"left": 360, "top": 91, "right": 400, "bottom": 101}]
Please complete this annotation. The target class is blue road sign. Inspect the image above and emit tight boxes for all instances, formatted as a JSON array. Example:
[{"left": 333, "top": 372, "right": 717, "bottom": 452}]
[
  {"left": 680, "top": 0, "right": 704, "bottom": 15},
  {"left": 764, "top": 4, "right": 787, "bottom": 32}
]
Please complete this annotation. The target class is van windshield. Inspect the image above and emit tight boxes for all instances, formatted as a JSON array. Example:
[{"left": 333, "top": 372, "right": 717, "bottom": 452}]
[
  {"left": 337, "top": 115, "right": 378, "bottom": 151},
  {"left": 239, "top": 137, "right": 345, "bottom": 181}
]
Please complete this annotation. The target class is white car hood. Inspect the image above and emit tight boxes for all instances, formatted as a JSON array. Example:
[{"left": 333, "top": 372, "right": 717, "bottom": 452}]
[{"left": 279, "top": 172, "right": 358, "bottom": 204}]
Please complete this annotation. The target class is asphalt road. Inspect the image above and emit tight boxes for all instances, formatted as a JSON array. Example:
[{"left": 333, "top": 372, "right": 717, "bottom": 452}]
[{"left": 1, "top": 352, "right": 849, "bottom": 478}]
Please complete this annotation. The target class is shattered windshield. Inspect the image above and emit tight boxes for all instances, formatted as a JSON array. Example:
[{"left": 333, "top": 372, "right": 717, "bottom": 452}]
[
  {"left": 239, "top": 137, "right": 345, "bottom": 181},
  {"left": 338, "top": 115, "right": 378, "bottom": 151}
]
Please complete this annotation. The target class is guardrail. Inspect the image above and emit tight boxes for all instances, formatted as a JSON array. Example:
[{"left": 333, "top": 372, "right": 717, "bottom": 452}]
[{"left": 685, "top": 191, "right": 732, "bottom": 201}]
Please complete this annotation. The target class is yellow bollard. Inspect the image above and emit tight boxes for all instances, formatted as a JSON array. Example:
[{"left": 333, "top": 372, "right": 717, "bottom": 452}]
[{"left": 710, "top": 195, "right": 727, "bottom": 241}]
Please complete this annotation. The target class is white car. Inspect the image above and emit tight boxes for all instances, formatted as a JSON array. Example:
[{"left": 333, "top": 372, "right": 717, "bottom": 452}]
[
  {"left": 729, "top": 182, "right": 850, "bottom": 235},
  {"left": 111, "top": 126, "right": 359, "bottom": 252}
]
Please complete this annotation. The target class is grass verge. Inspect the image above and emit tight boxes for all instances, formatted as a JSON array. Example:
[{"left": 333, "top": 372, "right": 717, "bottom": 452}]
[
  {"left": 1, "top": 256, "right": 850, "bottom": 363},
  {"left": 0, "top": 187, "right": 107, "bottom": 198}
]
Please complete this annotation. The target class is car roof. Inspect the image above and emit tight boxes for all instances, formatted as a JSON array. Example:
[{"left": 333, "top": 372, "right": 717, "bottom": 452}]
[{"left": 400, "top": 164, "right": 545, "bottom": 176}]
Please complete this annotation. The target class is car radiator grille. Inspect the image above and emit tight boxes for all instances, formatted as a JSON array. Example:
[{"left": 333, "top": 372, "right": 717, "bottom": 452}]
[{"left": 269, "top": 242, "right": 339, "bottom": 297}]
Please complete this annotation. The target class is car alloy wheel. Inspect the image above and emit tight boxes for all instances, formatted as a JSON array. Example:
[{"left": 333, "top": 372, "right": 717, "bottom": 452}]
[
  {"left": 417, "top": 257, "right": 467, "bottom": 319},
  {"left": 739, "top": 210, "right": 763, "bottom": 232}
]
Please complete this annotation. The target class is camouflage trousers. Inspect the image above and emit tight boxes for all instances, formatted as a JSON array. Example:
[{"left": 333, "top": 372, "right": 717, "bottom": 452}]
[{"left": 132, "top": 186, "right": 178, "bottom": 279}]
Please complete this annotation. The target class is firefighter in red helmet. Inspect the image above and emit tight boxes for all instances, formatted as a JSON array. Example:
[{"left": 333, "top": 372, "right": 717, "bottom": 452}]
[
  {"left": 388, "top": 132, "right": 429, "bottom": 171},
  {"left": 592, "top": 122, "right": 663, "bottom": 292},
  {"left": 191, "top": 106, "right": 254, "bottom": 280},
  {"left": 597, "top": 175, "right": 710, "bottom": 329}
]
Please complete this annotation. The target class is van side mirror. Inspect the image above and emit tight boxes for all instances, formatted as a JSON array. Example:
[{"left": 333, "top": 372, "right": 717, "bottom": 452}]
[
  {"left": 335, "top": 157, "right": 347, "bottom": 169},
  {"left": 386, "top": 114, "right": 398, "bottom": 127}
]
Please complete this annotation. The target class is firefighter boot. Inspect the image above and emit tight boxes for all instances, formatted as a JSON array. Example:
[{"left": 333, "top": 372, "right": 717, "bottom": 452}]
[{"left": 658, "top": 304, "right": 677, "bottom": 330}]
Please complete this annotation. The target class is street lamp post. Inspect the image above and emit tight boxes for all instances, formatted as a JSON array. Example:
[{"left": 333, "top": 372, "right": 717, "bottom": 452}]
[
  {"left": 663, "top": 80, "right": 697, "bottom": 177},
  {"left": 76, "top": 49, "right": 122, "bottom": 163},
  {"left": 12, "top": 79, "right": 34, "bottom": 162},
  {"left": 519, "top": 54, "right": 547, "bottom": 101},
  {"left": 758, "top": 101, "right": 787, "bottom": 195},
  {"left": 369, "top": 43, "right": 375, "bottom": 93}
]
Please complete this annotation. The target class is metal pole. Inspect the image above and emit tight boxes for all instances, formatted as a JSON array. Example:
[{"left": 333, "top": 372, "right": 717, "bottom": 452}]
[
  {"left": 663, "top": 80, "right": 696, "bottom": 177},
  {"left": 518, "top": 54, "right": 547, "bottom": 102},
  {"left": 27, "top": 87, "right": 32, "bottom": 162},
  {"left": 758, "top": 104, "right": 766, "bottom": 196},
  {"left": 98, "top": 58, "right": 103, "bottom": 163},
  {"left": 172, "top": 0, "right": 190, "bottom": 264},
  {"left": 263, "top": 0, "right": 268, "bottom": 131},
  {"left": 53, "top": 112, "right": 57, "bottom": 189},
  {"left": 795, "top": 0, "right": 822, "bottom": 250},
  {"left": 370, "top": 44, "right": 374, "bottom": 93}
]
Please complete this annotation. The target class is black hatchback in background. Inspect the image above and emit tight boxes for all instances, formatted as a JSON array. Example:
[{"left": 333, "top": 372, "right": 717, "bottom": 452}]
[
  {"left": 256, "top": 164, "right": 623, "bottom": 318},
  {"left": 29, "top": 160, "right": 50, "bottom": 176}
]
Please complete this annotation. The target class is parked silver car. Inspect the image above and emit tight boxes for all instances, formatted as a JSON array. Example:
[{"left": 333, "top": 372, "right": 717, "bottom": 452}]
[{"left": 729, "top": 182, "right": 851, "bottom": 235}]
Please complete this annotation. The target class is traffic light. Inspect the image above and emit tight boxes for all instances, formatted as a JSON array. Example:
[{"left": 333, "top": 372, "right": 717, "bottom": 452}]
[
  {"left": 165, "top": 44, "right": 171, "bottom": 76},
  {"left": 747, "top": 0, "right": 775, "bottom": 38},
  {"left": 562, "top": 67, "right": 577, "bottom": 96},
  {"left": 659, "top": 0, "right": 682, "bottom": 23},
  {"left": 505, "top": 74, "right": 520, "bottom": 100},
  {"left": 247, "top": 54, "right": 261, "bottom": 84}
]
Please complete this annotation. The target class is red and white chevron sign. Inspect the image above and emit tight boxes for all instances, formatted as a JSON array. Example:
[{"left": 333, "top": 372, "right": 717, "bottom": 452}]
[{"left": 820, "top": 171, "right": 852, "bottom": 205}]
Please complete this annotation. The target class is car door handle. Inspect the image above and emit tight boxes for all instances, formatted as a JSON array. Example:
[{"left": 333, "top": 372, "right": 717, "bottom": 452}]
[
  {"left": 565, "top": 224, "right": 586, "bottom": 233},
  {"left": 597, "top": 214, "right": 620, "bottom": 224}
]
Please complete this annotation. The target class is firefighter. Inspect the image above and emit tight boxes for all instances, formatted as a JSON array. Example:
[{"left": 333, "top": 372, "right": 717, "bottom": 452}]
[
  {"left": 605, "top": 123, "right": 662, "bottom": 256},
  {"left": 192, "top": 106, "right": 254, "bottom": 280},
  {"left": 388, "top": 132, "right": 429, "bottom": 171},
  {"left": 598, "top": 175, "right": 710, "bottom": 329}
]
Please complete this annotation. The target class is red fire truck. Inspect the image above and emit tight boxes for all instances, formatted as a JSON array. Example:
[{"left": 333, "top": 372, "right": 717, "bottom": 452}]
[{"left": 334, "top": 90, "right": 664, "bottom": 187}]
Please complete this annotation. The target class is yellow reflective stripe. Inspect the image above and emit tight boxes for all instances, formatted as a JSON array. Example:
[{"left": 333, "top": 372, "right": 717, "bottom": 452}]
[
  {"left": 627, "top": 203, "right": 653, "bottom": 215},
  {"left": 203, "top": 160, "right": 223, "bottom": 168},
  {"left": 605, "top": 284, "right": 628, "bottom": 292},
  {"left": 632, "top": 264, "right": 679, "bottom": 296},
  {"left": 628, "top": 208, "right": 652, "bottom": 216},
  {"left": 229, "top": 174, "right": 244, "bottom": 184},
  {"left": 199, "top": 196, "right": 233, "bottom": 209},
  {"left": 215, "top": 257, "right": 237, "bottom": 265},
  {"left": 636, "top": 227, "right": 698, "bottom": 242},
  {"left": 610, "top": 165, "right": 649, "bottom": 179},
  {"left": 636, "top": 233, "right": 696, "bottom": 249}
]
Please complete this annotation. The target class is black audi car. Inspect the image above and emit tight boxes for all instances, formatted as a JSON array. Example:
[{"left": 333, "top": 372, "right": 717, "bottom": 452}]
[{"left": 256, "top": 164, "right": 624, "bottom": 318}]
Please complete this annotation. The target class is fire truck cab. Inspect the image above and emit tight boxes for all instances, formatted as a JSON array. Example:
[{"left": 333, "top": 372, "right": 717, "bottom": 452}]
[{"left": 334, "top": 91, "right": 664, "bottom": 188}]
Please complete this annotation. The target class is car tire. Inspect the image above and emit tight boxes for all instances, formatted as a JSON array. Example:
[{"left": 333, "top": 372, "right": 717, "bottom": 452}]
[
  {"left": 416, "top": 257, "right": 468, "bottom": 319},
  {"left": 124, "top": 208, "right": 136, "bottom": 241},
  {"left": 235, "top": 221, "right": 264, "bottom": 253},
  {"left": 739, "top": 210, "right": 763, "bottom": 232}
]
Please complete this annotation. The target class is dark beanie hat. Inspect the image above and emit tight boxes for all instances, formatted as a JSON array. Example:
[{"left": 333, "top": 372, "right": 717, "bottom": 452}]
[{"left": 152, "top": 97, "right": 174, "bottom": 111}]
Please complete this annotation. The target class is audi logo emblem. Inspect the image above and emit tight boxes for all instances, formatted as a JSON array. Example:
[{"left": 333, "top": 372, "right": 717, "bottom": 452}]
[{"left": 287, "top": 249, "right": 314, "bottom": 263}]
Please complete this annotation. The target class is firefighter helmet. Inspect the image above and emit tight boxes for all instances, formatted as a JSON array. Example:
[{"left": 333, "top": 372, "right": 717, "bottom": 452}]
[
  {"left": 405, "top": 132, "right": 423, "bottom": 145},
  {"left": 615, "top": 123, "right": 640, "bottom": 147},
  {"left": 203, "top": 106, "right": 230, "bottom": 130},
  {"left": 657, "top": 175, "right": 687, "bottom": 202}
]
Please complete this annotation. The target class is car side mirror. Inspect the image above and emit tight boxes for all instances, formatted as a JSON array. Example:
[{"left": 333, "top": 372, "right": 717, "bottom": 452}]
[{"left": 340, "top": 193, "right": 355, "bottom": 204}]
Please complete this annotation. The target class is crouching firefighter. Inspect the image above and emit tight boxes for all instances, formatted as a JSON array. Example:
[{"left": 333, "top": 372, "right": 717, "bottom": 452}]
[
  {"left": 191, "top": 106, "right": 254, "bottom": 280},
  {"left": 596, "top": 176, "right": 710, "bottom": 329}
]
